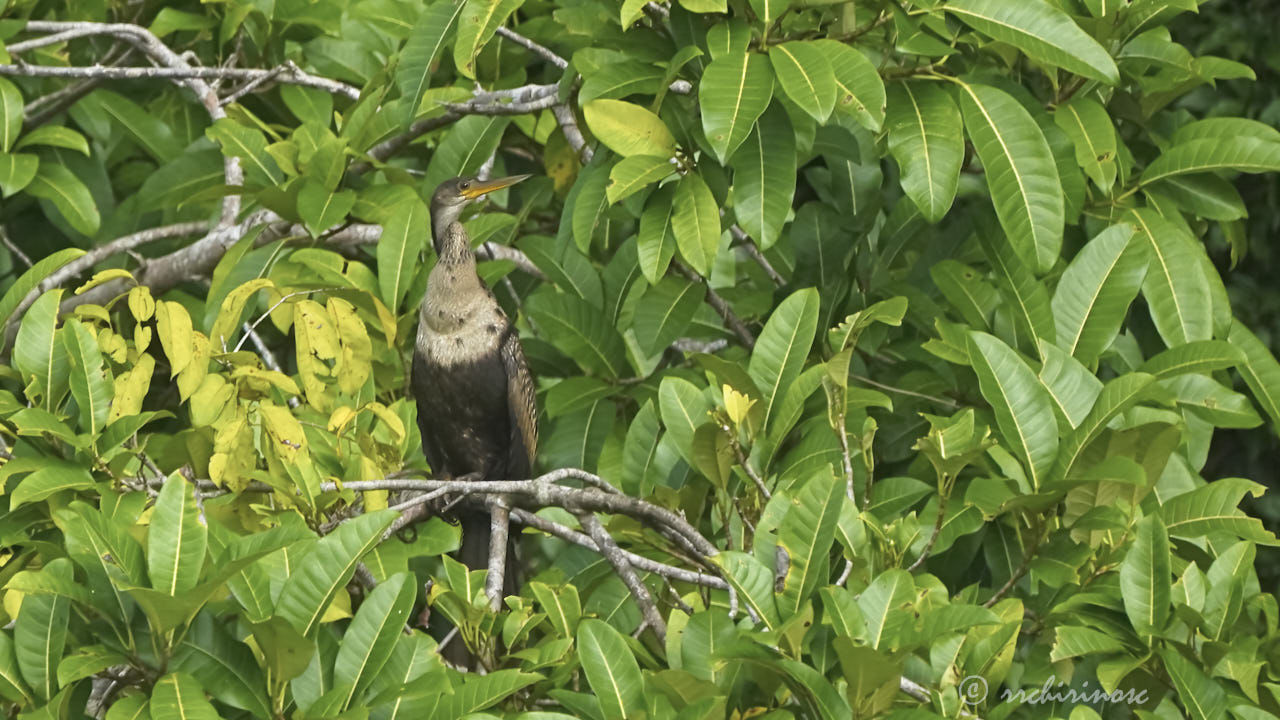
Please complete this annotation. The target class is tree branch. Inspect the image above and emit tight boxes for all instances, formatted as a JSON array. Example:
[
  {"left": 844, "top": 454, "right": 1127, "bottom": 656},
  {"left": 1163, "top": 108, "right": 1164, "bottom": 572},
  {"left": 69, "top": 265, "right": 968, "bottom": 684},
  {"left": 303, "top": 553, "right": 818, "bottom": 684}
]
[
  {"left": 579, "top": 513, "right": 668, "bottom": 642},
  {"left": 672, "top": 260, "right": 756, "bottom": 350},
  {"left": 0, "top": 63, "right": 360, "bottom": 100}
]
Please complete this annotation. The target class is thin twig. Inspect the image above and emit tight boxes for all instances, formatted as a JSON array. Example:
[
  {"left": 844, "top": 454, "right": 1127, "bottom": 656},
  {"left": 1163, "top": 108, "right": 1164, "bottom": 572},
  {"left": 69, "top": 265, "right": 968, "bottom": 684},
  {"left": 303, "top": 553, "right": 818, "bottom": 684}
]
[
  {"left": 852, "top": 374, "right": 958, "bottom": 409},
  {"left": 580, "top": 513, "right": 667, "bottom": 642},
  {"left": 495, "top": 26, "right": 568, "bottom": 69},
  {"left": 0, "top": 227, "right": 32, "bottom": 268},
  {"left": 672, "top": 260, "right": 756, "bottom": 350}
]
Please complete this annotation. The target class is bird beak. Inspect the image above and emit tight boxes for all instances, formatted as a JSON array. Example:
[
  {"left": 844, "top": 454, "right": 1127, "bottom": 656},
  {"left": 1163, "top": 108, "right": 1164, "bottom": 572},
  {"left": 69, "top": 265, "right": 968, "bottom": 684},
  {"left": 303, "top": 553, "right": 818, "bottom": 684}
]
[{"left": 459, "top": 174, "right": 532, "bottom": 199}]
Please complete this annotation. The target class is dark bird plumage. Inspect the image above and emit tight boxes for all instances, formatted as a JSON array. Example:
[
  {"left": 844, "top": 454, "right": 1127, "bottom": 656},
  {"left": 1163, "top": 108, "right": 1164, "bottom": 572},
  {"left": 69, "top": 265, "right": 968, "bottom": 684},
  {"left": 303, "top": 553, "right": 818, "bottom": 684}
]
[{"left": 411, "top": 175, "right": 537, "bottom": 610}]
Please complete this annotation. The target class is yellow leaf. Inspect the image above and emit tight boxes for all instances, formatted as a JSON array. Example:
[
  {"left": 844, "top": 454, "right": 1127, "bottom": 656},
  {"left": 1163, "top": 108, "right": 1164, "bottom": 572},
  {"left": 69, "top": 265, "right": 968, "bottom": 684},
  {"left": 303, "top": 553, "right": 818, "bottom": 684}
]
[
  {"left": 210, "top": 413, "right": 255, "bottom": 491},
  {"left": 210, "top": 279, "right": 274, "bottom": 352},
  {"left": 108, "top": 353, "right": 155, "bottom": 424},
  {"left": 365, "top": 401, "right": 406, "bottom": 444},
  {"left": 328, "top": 297, "right": 372, "bottom": 396},
  {"left": 363, "top": 489, "right": 388, "bottom": 512},
  {"left": 723, "top": 384, "right": 756, "bottom": 426},
  {"left": 319, "top": 589, "right": 351, "bottom": 624},
  {"left": 294, "top": 299, "right": 338, "bottom": 411},
  {"left": 97, "top": 327, "right": 128, "bottom": 363},
  {"left": 231, "top": 365, "right": 301, "bottom": 397},
  {"left": 73, "top": 304, "right": 110, "bottom": 325},
  {"left": 190, "top": 374, "right": 236, "bottom": 428},
  {"left": 128, "top": 286, "right": 155, "bottom": 322},
  {"left": 176, "top": 332, "right": 209, "bottom": 401},
  {"left": 327, "top": 406, "right": 358, "bottom": 434},
  {"left": 260, "top": 402, "right": 306, "bottom": 461},
  {"left": 155, "top": 301, "right": 194, "bottom": 375},
  {"left": 370, "top": 294, "right": 397, "bottom": 346},
  {"left": 3, "top": 590, "right": 23, "bottom": 619},
  {"left": 75, "top": 268, "right": 134, "bottom": 294},
  {"left": 134, "top": 322, "right": 152, "bottom": 353}
]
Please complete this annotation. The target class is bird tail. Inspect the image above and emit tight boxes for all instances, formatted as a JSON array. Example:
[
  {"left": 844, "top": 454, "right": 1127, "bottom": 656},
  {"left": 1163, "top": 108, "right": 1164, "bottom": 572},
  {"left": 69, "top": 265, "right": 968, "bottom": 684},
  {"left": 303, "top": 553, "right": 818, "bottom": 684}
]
[{"left": 459, "top": 510, "right": 521, "bottom": 598}]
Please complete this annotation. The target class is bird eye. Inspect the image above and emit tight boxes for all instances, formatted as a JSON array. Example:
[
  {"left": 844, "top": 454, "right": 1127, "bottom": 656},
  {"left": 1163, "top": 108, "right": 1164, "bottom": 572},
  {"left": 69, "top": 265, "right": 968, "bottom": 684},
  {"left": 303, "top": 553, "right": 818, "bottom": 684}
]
[{"left": 459, "top": 180, "right": 470, "bottom": 190}]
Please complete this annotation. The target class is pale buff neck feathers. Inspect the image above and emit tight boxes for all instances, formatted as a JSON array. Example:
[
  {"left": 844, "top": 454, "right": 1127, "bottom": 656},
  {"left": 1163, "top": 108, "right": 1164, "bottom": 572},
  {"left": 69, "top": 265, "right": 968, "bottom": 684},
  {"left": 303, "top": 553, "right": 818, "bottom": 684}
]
[{"left": 420, "top": 222, "right": 497, "bottom": 339}]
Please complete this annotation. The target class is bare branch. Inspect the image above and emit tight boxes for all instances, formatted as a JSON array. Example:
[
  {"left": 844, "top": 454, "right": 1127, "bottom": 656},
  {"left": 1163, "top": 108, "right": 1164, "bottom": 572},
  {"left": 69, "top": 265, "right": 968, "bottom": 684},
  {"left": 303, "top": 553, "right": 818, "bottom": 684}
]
[
  {"left": 444, "top": 92, "right": 559, "bottom": 116},
  {"left": 0, "top": 226, "right": 32, "bottom": 268},
  {"left": 579, "top": 513, "right": 667, "bottom": 642},
  {"left": 552, "top": 103, "right": 594, "bottom": 164},
  {"left": 672, "top": 261, "right": 757, "bottom": 350},
  {"left": 0, "top": 62, "right": 360, "bottom": 99},
  {"left": 21, "top": 21, "right": 243, "bottom": 224},
  {"left": 495, "top": 26, "right": 568, "bottom": 69},
  {"left": 507, "top": 508, "right": 727, "bottom": 589},
  {"left": 485, "top": 498, "right": 511, "bottom": 611},
  {"left": 730, "top": 224, "right": 786, "bottom": 286}
]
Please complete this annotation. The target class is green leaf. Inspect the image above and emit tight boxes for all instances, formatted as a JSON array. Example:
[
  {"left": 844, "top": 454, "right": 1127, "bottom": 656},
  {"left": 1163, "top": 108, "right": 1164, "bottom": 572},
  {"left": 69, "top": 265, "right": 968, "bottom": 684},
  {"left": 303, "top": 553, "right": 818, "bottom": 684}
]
[
  {"left": 0, "top": 248, "right": 83, "bottom": 348},
  {"left": 453, "top": 0, "right": 525, "bottom": 79},
  {"left": 281, "top": 86, "right": 334, "bottom": 127},
  {"left": 748, "top": 288, "right": 819, "bottom": 433},
  {"left": 62, "top": 318, "right": 111, "bottom": 438},
  {"left": 423, "top": 116, "right": 511, "bottom": 191},
  {"left": 699, "top": 51, "right": 774, "bottom": 164},
  {"left": 856, "top": 569, "right": 911, "bottom": 651},
  {"left": 334, "top": 571, "right": 416, "bottom": 708},
  {"left": 275, "top": 509, "right": 396, "bottom": 637},
  {"left": 1053, "top": 96, "right": 1117, "bottom": 192},
  {"left": 885, "top": 81, "right": 963, "bottom": 222},
  {"left": 15, "top": 125, "right": 91, "bottom": 156},
  {"left": 171, "top": 614, "right": 271, "bottom": 720},
  {"left": 633, "top": 278, "right": 705, "bottom": 355},
  {"left": 86, "top": 90, "right": 183, "bottom": 163},
  {"left": 714, "top": 551, "right": 781, "bottom": 629},
  {"left": 1120, "top": 514, "right": 1171, "bottom": 637},
  {"left": 581, "top": 61, "right": 664, "bottom": 103},
  {"left": 530, "top": 581, "right": 582, "bottom": 638},
  {"left": 814, "top": 40, "right": 885, "bottom": 131},
  {"left": 731, "top": 105, "right": 795, "bottom": 250},
  {"left": 1160, "top": 648, "right": 1227, "bottom": 720},
  {"left": 671, "top": 172, "right": 720, "bottom": 275},
  {"left": 1137, "top": 340, "right": 1245, "bottom": 379},
  {"left": 1160, "top": 478, "right": 1278, "bottom": 545},
  {"left": 148, "top": 475, "right": 208, "bottom": 596},
  {"left": 768, "top": 42, "right": 836, "bottom": 123},
  {"left": 946, "top": 0, "right": 1120, "bottom": 84},
  {"left": 1051, "top": 372, "right": 1157, "bottom": 484},
  {"left": 0, "top": 151, "right": 38, "bottom": 197},
  {"left": 0, "top": 78, "right": 20, "bottom": 152},
  {"left": 297, "top": 180, "right": 356, "bottom": 238},
  {"left": 13, "top": 290, "right": 68, "bottom": 411},
  {"left": 748, "top": 0, "right": 791, "bottom": 37},
  {"left": 11, "top": 465, "right": 95, "bottom": 509},
  {"left": 526, "top": 289, "right": 629, "bottom": 378},
  {"left": 572, "top": 159, "right": 612, "bottom": 253},
  {"left": 658, "top": 376, "right": 712, "bottom": 467},
  {"left": 149, "top": 7, "right": 216, "bottom": 37},
  {"left": 1051, "top": 223, "right": 1148, "bottom": 365},
  {"left": 150, "top": 673, "right": 221, "bottom": 720},
  {"left": 1050, "top": 626, "right": 1126, "bottom": 661},
  {"left": 777, "top": 469, "right": 843, "bottom": 619},
  {"left": 1128, "top": 208, "right": 1212, "bottom": 346},
  {"left": 959, "top": 82, "right": 1064, "bottom": 274},
  {"left": 637, "top": 183, "right": 678, "bottom": 284},
  {"left": 14, "top": 559, "right": 70, "bottom": 701},
  {"left": 26, "top": 163, "right": 101, "bottom": 236},
  {"left": 1164, "top": 374, "right": 1261, "bottom": 428},
  {"left": 576, "top": 620, "right": 643, "bottom": 720},
  {"left": 1141, "top": 137, "right": 1280, "bottom": 185},
  {"left": 206, "top": 118, "right": 282, "bottom": 185},
  {"left": 967, "top": 332, "right": 1058, "bottom": 489},
  {"left": 377, "top": 198, "right": 430, "bottom": 312},
  {"left": 1227, "top": 320, "right": 1280, "bottom": 433},
  {"left": 976, "top": 226, "right": 1057, "bottom": 353},
  {"left": 606, "top": 155, "right": 673, "bottom": 205},
  {"left": 583, "top": 100, "right": 678, "bottom": 158},
  {"left": 396, "top": 0, "right": 466, "bottom": 124},
  {"left": 1038, "top": 341, "right": 1102, "bottom": 429}
]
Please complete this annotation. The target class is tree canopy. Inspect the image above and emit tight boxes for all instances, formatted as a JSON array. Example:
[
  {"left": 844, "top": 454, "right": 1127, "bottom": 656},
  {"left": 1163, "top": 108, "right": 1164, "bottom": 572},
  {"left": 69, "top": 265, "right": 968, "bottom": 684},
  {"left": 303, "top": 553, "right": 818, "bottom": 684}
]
[{"left": 0, "top": 0, "right": 1278, "bottom": 718}]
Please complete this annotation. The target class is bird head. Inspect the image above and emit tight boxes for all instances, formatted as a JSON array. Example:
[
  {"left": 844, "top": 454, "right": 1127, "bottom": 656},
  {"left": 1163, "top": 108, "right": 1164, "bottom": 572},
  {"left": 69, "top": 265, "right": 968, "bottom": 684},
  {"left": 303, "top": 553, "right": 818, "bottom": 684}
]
[
  {"left": 429, "top": 174, "right": 532, "bottom": 256},
  {"left": 431, "top": 174, "right": 531, "bottom": 213}
]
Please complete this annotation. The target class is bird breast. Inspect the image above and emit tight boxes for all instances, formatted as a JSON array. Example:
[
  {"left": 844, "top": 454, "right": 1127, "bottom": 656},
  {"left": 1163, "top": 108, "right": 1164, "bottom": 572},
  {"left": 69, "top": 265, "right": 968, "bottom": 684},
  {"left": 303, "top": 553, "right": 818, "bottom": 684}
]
[{"left": 417, "top": 268, "right": 507, "bottom": 367}]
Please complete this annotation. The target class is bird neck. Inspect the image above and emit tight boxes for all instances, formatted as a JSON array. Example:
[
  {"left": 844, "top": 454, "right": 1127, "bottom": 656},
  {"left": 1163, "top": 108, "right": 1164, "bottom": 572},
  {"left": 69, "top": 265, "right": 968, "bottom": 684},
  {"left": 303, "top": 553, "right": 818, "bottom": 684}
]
[
  {"left": 434, "top": 221, "right": 475, "bottom": 268},
  {"left": 431, "top": 204, "right": 463, "bottom": 254}
]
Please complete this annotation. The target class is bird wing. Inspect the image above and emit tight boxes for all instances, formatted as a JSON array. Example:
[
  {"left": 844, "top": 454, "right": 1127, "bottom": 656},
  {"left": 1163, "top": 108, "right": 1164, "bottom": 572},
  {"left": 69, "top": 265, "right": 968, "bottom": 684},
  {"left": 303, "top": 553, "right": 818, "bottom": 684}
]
[
  {"left": 499, "top": 326, "right": 538, "bottom": 479},
  {"left": 410, "top": 347, "right": 449, "bottom": 475}
]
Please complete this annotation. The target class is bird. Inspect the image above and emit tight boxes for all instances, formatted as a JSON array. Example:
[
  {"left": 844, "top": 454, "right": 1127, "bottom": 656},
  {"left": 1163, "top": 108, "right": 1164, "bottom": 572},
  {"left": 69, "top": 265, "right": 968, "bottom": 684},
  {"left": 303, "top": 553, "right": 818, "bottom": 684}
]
[{"left": 411, "top": 174, "right": 537, "bottom": 616}]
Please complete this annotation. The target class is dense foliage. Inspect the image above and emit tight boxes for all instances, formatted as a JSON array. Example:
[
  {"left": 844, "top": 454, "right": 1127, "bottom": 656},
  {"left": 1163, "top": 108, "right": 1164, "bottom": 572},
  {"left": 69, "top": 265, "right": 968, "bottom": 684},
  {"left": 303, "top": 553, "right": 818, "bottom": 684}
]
[{"left": 0, "top": 0, "right": 1278, "bottom": 718}]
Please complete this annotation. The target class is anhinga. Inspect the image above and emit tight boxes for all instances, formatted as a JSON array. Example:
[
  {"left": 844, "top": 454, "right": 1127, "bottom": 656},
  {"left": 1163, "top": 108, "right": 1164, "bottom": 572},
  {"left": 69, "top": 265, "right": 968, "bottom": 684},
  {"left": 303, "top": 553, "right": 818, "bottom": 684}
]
[{"left": 412, "top": 174, "right": 536, "bottom": 610}]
